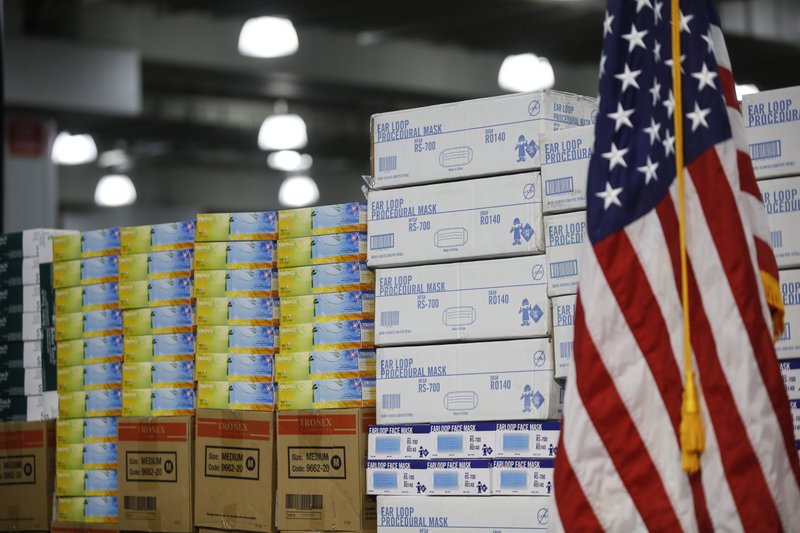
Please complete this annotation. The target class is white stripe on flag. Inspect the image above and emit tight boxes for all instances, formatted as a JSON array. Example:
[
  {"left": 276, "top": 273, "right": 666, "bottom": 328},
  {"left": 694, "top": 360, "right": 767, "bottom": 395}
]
[{"left": 711, "top": 25, "right": 732, "bottom": 70}]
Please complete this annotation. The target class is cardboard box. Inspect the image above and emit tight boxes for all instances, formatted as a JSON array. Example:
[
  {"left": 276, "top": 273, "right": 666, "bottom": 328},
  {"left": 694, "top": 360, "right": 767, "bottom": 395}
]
[
  {"left": 194, "top": 409, "right": 277, "bottom": 532},
  {"left": 123, "top": 333, "right": 195, "bottom": 363},
  {"left": 197, "top": 326, "right": 277, "bottom": 355},
  {"left": 777, "top": 269, "right": 800, "bottom": 359},
  {"left": 197, "top": 297, "right": 279, "bottom": 326},
  {"left": 119, "top": 278, "right": 193, "bottom": 309},
  {"left": 376, "top": 495, "right": 553, "bottom": 531},
  {"left": 280, "top": 291, "right": 374, "bottom": 325},
  {"left": 278, "top": 261, "right": 374, "bottom": 297},
  {"left": 279, "top": 203, "right": 367, "bottom": 239},
  {"left": 375, "top": 256, "right": 549, "bottom": 346},
  {"left": 759, "top": 176, "right": 800, "bottom": 268},
  {"left": 196, "top": 212, "right": 277, "bottom": 242},
  {"left": 368, "top": 424, "right": 431, "bottom": 460},
  {"left": 367, "top": 173, "right": 544, "bottom": 268},
  {"left": 279, "top": 320, "right": 374, "bottom": 353},
  {"left": 195, "top": 353, "right": 273, "bottom": 382},
  {"left": 544, "top": 211, "right": 585, "bottom": 296},
  {"left": 0, "top": 229, "right": 69, "bottom": 261},
  {"left": 277, "top": 232, "right": 367, "bottom": 269},
  {"left": 276, "top": 408, "right": 375, "bottom": 532},
  {"left": 274, "top": 353, "right": 312, "bottom": 382},
  {"left": 366, "top": 459, "right": 429, "bottom": 495},
  {"left": 540, "top": 125, "right": 593, "bottom": 213},
  {"left": 57, "top": 417, "right": 118, "bottom": 445},
  {"left": 117, "top": 417, "right": 194, "bottom": 532},
  {"left": 0, "top": 420, "right": 55, "bottom": 531},
  {"left": 53, "top": 228, "right": 120, "bottom": 262},
  {"left": 121, "top": 221, "right": 196, "bottom": 254},
  {"left": 0, "top": 258, "right": 39, "bottom": 287},
  {"left": 121, "top": 388, "right": 196, "bottom": 417},
  {"left": 122, "top": 361, "right": 195, "bottom": 389},
  {"left": 370, "top": 90, "right": 596, "bottom": 189},
  {"left": 24, "top": 392, "right": 59, "bottom": 422},
  {"left": 194, "top": 268, "right": 277, "bottom": 299},
  {"left": 122, "top": 305, "right": 195, "bottom": 336},
  {"left": 781, "top": 358, "right": 800, "bottom": 400},
  {"left": 59, "top": 389, "right": 122, "bottom": 419},
  {"left": 56, "top": 310, "right": 123, "bottom": 341},
  {"left": 491, "top": 458, "right": 554, "bottom": 496},
  {"left": 426, "top": 459, "right": 492, "bottom": 495},
  {"left": 196, "top": 381, "right": 275, "bottom": 411},
  {"left": 119, "top": 250, "right": 194, "bottom": 282},
  {"left": 56, "top": 442, "right": 117, "bottom": 471},
  {"left": 195, "top": 241, "right": 276, "bottom": 270},
  {"left": 56, "top": 496, "right": 118, "bottom": 523},
  {"left": 0, "top": 284, "right": 40, "bottom": 314},
  {"left": 376, "top": 339, "right": 560, "bottom": 425},
  {"left": 276, "top": 381, "right": 314, "bottom": 410},
  {"left": 0, "top": 311, "right": 42, "bottom": 342},
  {"left": 742, "top": 86, "right": 800, "bottom": 179},
  {"left": 0, "top": 341, "right": 42, "bottom": 370},
  {"left": 58, "top": 335, "right": 124, "bottom": 368},
  {"left": 552, "top": 293, "right": 576, "bottom": 379},
  {"left": 57, "top": 282, "right": 118, "bottom": 314},
  {"left": 310, "top": 348, "right": 375, "bottom": 379},
  {"left": 428, "top": 422, "right": 495, "bottom": 459}
]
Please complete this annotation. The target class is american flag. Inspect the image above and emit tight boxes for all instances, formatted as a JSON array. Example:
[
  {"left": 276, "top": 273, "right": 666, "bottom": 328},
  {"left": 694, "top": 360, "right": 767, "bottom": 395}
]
[{"left": 552, "top": 0, "right": 800, "bottom": 530}]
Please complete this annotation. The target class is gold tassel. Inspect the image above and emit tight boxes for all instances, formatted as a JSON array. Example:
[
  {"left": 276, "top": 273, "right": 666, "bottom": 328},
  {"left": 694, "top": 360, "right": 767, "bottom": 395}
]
[
  {"left": 680, "top": 370, "right": 705, "bottom": 473},
  {"left": 761, "top": 270, "right": 785, "bottom": 341}
]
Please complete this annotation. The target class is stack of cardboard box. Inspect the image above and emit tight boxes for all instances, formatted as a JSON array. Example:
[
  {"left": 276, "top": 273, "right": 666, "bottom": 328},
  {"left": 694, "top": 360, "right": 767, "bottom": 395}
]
[
  {"left": 53, "top": 229, "right": 123, "bottom": 524},
  {"left": 366, "top": 91, "right": 595, "bottom": 529},
  {"left": 119, "top": 221, "right": 197, "bottom": 417},
  {"left": 0, "top": 229, "right": 68, "bottom": 422},
  {"left": 743, "top": 86, "right": 800, "bottom": 457}
]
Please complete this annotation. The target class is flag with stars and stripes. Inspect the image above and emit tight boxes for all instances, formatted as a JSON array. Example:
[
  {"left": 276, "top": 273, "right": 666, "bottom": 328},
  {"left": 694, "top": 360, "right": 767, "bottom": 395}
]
[{"left": 551, "top": 0, "right": 800, "bottom": 531}]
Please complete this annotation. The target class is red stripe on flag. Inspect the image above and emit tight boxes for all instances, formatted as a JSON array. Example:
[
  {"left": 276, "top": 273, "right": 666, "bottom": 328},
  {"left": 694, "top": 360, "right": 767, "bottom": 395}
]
[
  {"left": 573, "top": 301, "right": 683, "bottom": 531},
  {"left": 656, "top": 194, "right": 784, "bottom": 531},
  {"left": 689, "top": 148, "right": 800, "bottom": 489},
  {"left": 554, "top": 435, "right": 605, "bottom": 532},
  {"left": 717, "top": 67, "right": 740, "bottom": 111},
  {"left": 595, "top": 230, "right": 714, "bottom": 532},
  {"left": 736, "top": 150, "right": 761, "bottom": 199}
]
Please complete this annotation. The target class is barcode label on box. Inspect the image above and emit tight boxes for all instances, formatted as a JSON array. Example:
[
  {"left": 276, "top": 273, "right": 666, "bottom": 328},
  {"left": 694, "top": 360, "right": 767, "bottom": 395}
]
[
  {"left": 750, "top": 140, "right": 782, "bottom": 161},
  {"left": 550, "top": 260, "right": 578, "bottom": 279},
  {"left": 560, "top": 342, "right": 573, "bottom": 358},
  {"left": 382, "top": 394, "right": 401, "bottom": 410},
  {"left": 371, "top": 234, "right": 395, "bottom": 250},
  {"left": 545, "top": 177, "right": 575, "bottom": 196},
  {"left": 124, "top": 495, "right": 156, "bottom": 511},
  {"left": 381, "top": 311, "right": 400, "bottom": 327},
  {"left": 378, "top": 156, "right": 397, "bottom": 172},
  {"left": 286, "top": 493, "right": 323, "bottom": 511},
  {"left": 772, "top": 230, "right": 783, "bottom": 249}
]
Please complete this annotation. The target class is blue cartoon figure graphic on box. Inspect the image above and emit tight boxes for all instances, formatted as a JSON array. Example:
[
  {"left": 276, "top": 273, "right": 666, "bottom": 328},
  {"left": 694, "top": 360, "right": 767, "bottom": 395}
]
[
  {"left": 521, "top": 384, "right": 535, "bottom": 412},
  {"left": 519, "top": 298, "right": 534, "bottom": 325},
  {"left": 515, "top": 135, "right": 538, "bottom": 163},
  {"left": 416, "top": 482, "right": 427, "bottom": 494},
  {"left": 510, "top": 218, "right": 523, "bottom": 245},
  {"left": 546, "top": 481, "right": 552, "bottom": 495}
]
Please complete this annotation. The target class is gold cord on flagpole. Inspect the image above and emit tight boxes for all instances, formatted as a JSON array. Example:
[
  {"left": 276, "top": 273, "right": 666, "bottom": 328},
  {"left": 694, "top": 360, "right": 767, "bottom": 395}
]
[{"left": 672, "top": 0, "right": 705, "bottom": 473}]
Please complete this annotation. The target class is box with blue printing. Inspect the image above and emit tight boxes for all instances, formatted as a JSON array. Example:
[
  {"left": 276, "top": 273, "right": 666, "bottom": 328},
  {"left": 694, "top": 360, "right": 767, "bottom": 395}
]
[
  {"left": 790, "top": 400, "right": 800, "bottom": 440},
  {"left": 781, "top": 358, "right": 800, "bottom": 400},
  {"left": 367, "top": 459, "right": 430, "bottom": 496},
  {"left": 196, "top": 297, "right": 279, "bottom": 326},
  {"left": 121, "top": 220, "right": 196, "bottom": 254},
  {"left": 278, "top": 261, "right": 374, "bottom": 297},
  {"left": 196, "top": 325, "right": 278, "bottom": 355},
  {"left": 54, "top": 256, "right": 120, "bottom": 289},
  {"left": 195, "top": 353, "right": 273, "bottom": 382},
  {"left": 197, "top": 381, "right": 276, "bottom": 411},
  {"left": 742, "top": 86, "right": 800, "bottom": 180},
  {"left": 277, "top": 232, "right": 367, "bottom": 269},
  {"left": 368, "top": 424, "right": 431, "bottom": 460},
  {"left": 55, "top": 309, "right": 123, "bottom": 341},
  {"left": 57, "top": 335, "right": 124, "bottom": 368},
  {"left": 57, "top": 417, "right": 118, "bottom": 445},
  {"left": 194, "top": 268, "right": 277, "bottom": 298},
  {"left": 313, "top": 377, "right": 366, "bottom": 409},
  {"left": 122, "top": 305, "right": 195, "bottom": 336},
  {"left": 58, "top": 389, "right": 122, "bottom": 419},
  {"left": 279, "top": 320, "right": 374, "bottom": 353},
  {"left": 544, "top": 211, "right": 585, "bottom": 297},
  {"left": 778, "top": 269, "right": 800, "bottom": 359},
  {"left": 119, "top": 249, "right": 194, "bottom": 282},
  {"left": 0, "top": 228, "right": 73, "bottom": 261},
  {"left": 119, "top": 277, "right": 193, "bottom": 308},
  {"left": 426, "top": 459, "right": 492, "bottom": 496},
  {"left": 56, "top": 495, "right": 118, "bottom": 523},
  {"left": 552, "top": 293, "right": 576, "bottom": 379},
  {"left": 121, "top": 387, "right": 196, "bottom": 416},
  {"left": 280, "top": 291, "right": 374, "bottom": 325},
  {"left": 55, "top": 282, "right": 119, "bottom": 313},
  {"left": 56, "top": 442, "right": 117, "bottom": 470},
  {"left": 278, "top": 202, "right": 366, "bottom": 239},
  {"left": 123, "top": 333, "right": 196, "bottom": 363},
  {"left": 57, "top": 363, "right": 121, "bottom": 393},
  {"left": 491, "top": 458, "right": 554, "bottom": 496},
  {"left": 759, "top": 176, "right": 800, "bottom": 269},
  {"left": 310, "top": 348, "right": 375, "bottom": 379},
  {"left": 540, "top": 125, "right": 593, "bottom": 214},
  {"left": 194, "top": 241, "right": 276, "bottom": 270},
  {"left": 196, "top": 211, "right": 277, "bottom": 241},
  {"left": 122, "top": 360, "right": 196, "bottom": 389},
  {"left": 53, "top": 228, "right": 119, "bottom": 261},
  {"left": 56, "top": 469, "right": 118, "bottom": 497}
]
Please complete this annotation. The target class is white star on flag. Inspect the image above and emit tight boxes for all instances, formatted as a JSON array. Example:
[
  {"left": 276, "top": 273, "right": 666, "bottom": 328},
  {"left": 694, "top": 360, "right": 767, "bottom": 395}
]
[
  {"left": 615, "top": 63, "right": 642, "bottom": 92},
  {"left": 692, "top": 63, "right": 718, "bottom": 91},
  {"left": 603, "top": 11, "right": 614, "bottom": 36},
  {"left": 665, "top": 54, "right": 686, "bottom": 73},
  {"left": 686, "top": 102, "right": 712, "bottom": 131},
  {"left": 663, "top": 89, "right": 675, "bottom": 117},
  {"left": 643, "top": 117, "right": 661, "bottom": 145},
  {"left": 653, "top": 40, "right": 662, "bottom": 63},
  {"left": 635, "top": 0, "right": 653, "bottom": 12},
  {"left": 596, "top": 181, "right": 624, "bottom": 210},
  {"left": 637, "top": 155, "right": 660, "bottom": 184},
  {"left": 600, "top": 54, "right": 607, "bottom": 77},
  {"left": 607, "top": 103, "right": 635, "bottom": 131},
  {"left": 662, "top": 129, "right": 676, "bottom": 156},
  {"left": 622, "top": 24, "right": 648, "bottom": 52},
  {"left": 702, "top": 29, "right": 716, "bottom": 54},
  {"left": 602, "top": 142, "right": 629, "bottom": 171},
  {"left": 680, "top": 10, "right": 694, "bottom": 33},
  {"left": 653, "top": 0, "right": 663, "bottom": 23},
  {"left": 649, "top": 79, "right": 662, "bottom": 105}
]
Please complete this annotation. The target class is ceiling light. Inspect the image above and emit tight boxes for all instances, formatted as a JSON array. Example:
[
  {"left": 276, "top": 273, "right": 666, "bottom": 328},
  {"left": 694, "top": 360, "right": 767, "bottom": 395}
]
[
  {"left": 498, "top": 53, "right": 555, "bottom": 92},
  {"left": 94, "top": 174, "right": 137, "bottom": 207},
  {"left": 238, "top": 16, "right": 299, "bottom": 58},
  {"left": 52, "top": 132, "right": 98, "bottom": 165},
  {"left": 735, "top": 83, "right": 759, "bottom": 100},
  {"left": 258, "top": 107, "right": 307, "bottom": 150},
  {"left": 278, "top": 175, "right": 319, "bottom": 207},
  {"left": 267, "top": 150, "right": 313, "bottom": 172},
  {"left": 98, "top": 148, "right": 130, "bottom": 169}
]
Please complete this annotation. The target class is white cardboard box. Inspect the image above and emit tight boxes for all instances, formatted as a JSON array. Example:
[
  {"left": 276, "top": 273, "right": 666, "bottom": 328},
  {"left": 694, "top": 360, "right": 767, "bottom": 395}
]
[
  {"left": 24, "top": 367, "right": 42, "bottom": 396},
  {"left": 552, "top": 294, "right": 577, "bottom": 379},
  {"left": 791, "top": 399, "right": 800, "bottom": 441},
  {"left": 428, "top": 422, "right": 495, "bottom": 459},
  {"left": 0, "top": 312, "right": 42, "bottom": 342},
  {"left": 540, "top": 126, "right": 593, "bottom": 214},
  {"left": 759, "top": 176, "right": 800, "bottom": 268},
  {"left": 371, "top": 90, "right": 597, "bottom": 189},
  {"left": 778, "top": 269, "right": 800, "bottom": 359},
  {"left": 377, "top": 495, "right": 554, "bottom": 531},
  {"left": 742, "top": 86, "right": 800, "bottom": 179},
  {"left": 375, "top": 256, "right": 550, "bottom": 346},
  {"left": 494, "top": 421, "right": 560, "bottom": 459},
  {"left": 781, "top": 358, "right": 800, "bottom": 400},
  {"left": 545, "top": 211, "right": 585, "bottom": 296},
  {"left": 0, "top": 228, "right": 71, "bottom": 262},
  {"left": 427, "top": 459, "right": 492, "bottom": 496},
  {"left": 492, "top": 458, "right": 554, "bottom": 496},
  {"left": 367, "top": 460, "right": 430, "bottom": 495},
  {"left": 368, "top": 173, "right": 544, "bottom": 267},
  {"left": 368, "top": 424, "right": 432, "bottom": 460},
  {"left": 376, "top": 339, "right": 560, "bottom": 425},
  {"left": 25, "top": 391, "right": 58, "bottom": 421}
]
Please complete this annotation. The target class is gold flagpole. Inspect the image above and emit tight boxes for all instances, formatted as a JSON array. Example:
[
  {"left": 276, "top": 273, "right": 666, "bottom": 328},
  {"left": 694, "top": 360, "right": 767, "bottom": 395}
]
[{"left": 672, "top": 0, "right": 705, "bottom": 473}]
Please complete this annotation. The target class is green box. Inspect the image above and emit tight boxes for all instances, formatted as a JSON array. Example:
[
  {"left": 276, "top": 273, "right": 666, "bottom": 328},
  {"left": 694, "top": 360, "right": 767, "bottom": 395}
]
[
  {"left": 53, "top": 234, "right": 83, "bottom": 262},
  {"left": 277, "top": 207, "right": 313, "bottom": 239},
  {"left": 196, "top": 212, "right": 277, "bottom": 242},
  {"left": 278, "top": 323, "right": 314, "bottom": 353},
  {"left": 118, "top": 280, "right": 149, "bottom": 309},
  {"left": 118, "top": 253, "right": 148, "bottom": 282},
  {"left": 55, "top": 312, "right": 84, "bottom": 341},
  {"left": 274, "top": 352, "right": 311, "bottom": 382},
  {"left": 123, "top": 335, "right": 153, "bottom": 362},
  {"left": 53, "top": 260, "right": 82, "bottom": 289},
  {"left": 56, "top": 444, "right": 85, "bottom": 470},
  {"left": 276, "top": 237, "right": 312, "bottom": 269},
  {"left": 122, "top": 362, "right": 152, "bottom": 389},
  {"left": 56, "top": 419, "right": 85, "bottom": 446},
  {"left": 279, "top": 294, "right": 315, "bottom": 325},
  {"left": 55, "top": 286, "right": 83, "bottom": 314},
  {"left": 120, "top": 225, "right": 152, "bottom": 255},
  {"left": 56, "top": 469, "right": 86, "bottom": 497},
  {"left": 121, "top": 389, "right": 152, "bottom": 417},
  {"left": 277, "top": 380, "right": 314, "bottom": 410},
  {"left": 57, "top": 339, "right": 85, "bottom": 368},
  {"left": 57, "top": 365, "right": 85, "bottom": 393},
  {"left": 196, "top": 381, "right": 231, "bottom": 410}
]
